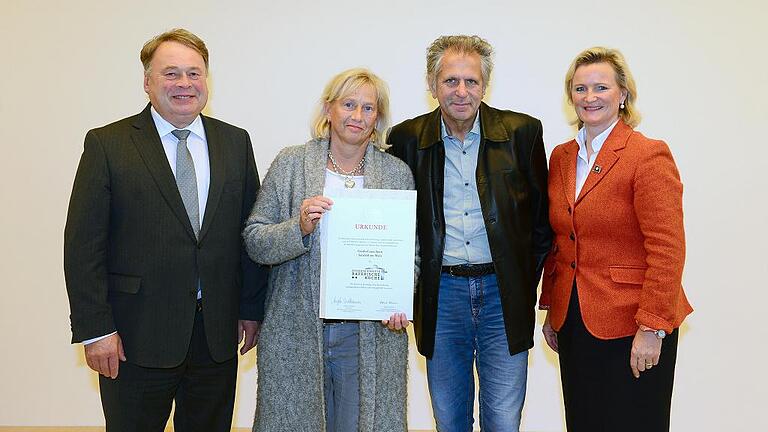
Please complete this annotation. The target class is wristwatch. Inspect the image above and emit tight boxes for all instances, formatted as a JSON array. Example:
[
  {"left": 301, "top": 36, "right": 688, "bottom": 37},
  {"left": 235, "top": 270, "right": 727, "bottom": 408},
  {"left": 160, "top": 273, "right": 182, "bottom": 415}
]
[{"left": 639, "top": 324, "right": 666, "bottom": 339}]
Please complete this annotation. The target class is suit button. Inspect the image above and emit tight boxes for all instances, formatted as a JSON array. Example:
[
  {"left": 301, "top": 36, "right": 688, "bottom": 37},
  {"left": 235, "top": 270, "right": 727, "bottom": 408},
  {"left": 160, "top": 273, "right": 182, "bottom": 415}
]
[
  {"left": 569, "top": 232, "right": 575, "bottom": 241},
  {"left": 489, "top": 217, "right": 496, "bottom": 224},
  {"left": 570, "top": 261, "right": 576, "bottom": 269},
  {"left": 567, "top": 207, "right": 572, "bottom": 214}
]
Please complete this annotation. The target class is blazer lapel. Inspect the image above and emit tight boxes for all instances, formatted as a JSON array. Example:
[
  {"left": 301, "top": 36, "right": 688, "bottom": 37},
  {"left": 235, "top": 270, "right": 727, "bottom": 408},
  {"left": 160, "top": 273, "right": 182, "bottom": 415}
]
[
  {"left": 559, "top": 140, "right": 579, "bottom": 207},
  {"left": 130, "top": 105, "right": 197, "bottom": 240},
  {"left": 199, "top": 115, "right": 224, "bottom": 242},
  {"left": 575, "top": 121, "right": 632, "bottom": 204}
]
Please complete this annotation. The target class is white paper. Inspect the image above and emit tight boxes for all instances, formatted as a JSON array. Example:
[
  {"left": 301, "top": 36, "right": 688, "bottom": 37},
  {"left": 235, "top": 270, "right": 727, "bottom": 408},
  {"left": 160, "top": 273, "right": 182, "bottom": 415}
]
[{"left": 319, "top": 188, "right": 417, "bottom": 320}]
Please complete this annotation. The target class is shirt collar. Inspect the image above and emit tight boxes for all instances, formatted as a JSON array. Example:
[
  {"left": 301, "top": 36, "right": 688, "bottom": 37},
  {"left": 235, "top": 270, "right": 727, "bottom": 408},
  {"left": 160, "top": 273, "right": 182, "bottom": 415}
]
[
  {"left": 440, "top": 111, "right": 481, "bottom": 141},
  {"left": 576, "top": 119, "right": 619, "bottom": 160},
  {"left": 150, "top": 106, "right": 205, "bottom": 140}
]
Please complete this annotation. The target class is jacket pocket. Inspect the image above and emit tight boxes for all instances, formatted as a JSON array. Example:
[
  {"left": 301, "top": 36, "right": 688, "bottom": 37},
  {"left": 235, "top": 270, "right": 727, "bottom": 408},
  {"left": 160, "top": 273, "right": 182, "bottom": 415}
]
[
  {"left": 108, "top": 273, "right": 142, "bottom": 294},
  {"left": 608, "top": 266, "right": 646, "bottom": 285}
]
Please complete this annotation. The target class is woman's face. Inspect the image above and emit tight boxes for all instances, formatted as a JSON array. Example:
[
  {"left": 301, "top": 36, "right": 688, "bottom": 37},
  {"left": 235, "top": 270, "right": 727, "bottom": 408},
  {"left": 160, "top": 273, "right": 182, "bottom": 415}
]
[
  {"left": 326, "top": 84, "right": 378, "bottom": 147},
  {"left": 570, "top": 62, "right": 627, "bottom": 133}
]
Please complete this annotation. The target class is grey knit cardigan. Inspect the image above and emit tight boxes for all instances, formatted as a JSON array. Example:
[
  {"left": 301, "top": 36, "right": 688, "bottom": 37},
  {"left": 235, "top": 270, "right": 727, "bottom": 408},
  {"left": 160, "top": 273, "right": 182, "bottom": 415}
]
[{"left": 243, "top": 138, "right": 416, "bottom": 432}]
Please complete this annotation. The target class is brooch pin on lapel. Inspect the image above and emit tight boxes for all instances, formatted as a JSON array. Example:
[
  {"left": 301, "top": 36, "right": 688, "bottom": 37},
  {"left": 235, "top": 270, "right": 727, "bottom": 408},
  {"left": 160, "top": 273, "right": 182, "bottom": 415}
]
[{"left": 592, "top": 165, "right": 602, "bottom": 174}]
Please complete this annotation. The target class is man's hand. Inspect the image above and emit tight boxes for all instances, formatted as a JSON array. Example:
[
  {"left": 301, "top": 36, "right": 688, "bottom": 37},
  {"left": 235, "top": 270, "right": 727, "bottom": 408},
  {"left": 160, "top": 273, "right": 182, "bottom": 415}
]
[
  {"left": 238, "top": 320, "right": 262, "bottom": 355},
  {"left": 84, "top": 333, "right": 126, "bottom": 379}
]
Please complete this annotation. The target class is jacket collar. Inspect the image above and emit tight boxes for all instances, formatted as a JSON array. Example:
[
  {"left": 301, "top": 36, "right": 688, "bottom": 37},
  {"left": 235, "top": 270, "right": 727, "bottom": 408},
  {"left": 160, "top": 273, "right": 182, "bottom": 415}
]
[
  {"left": 417, "top": 102, "right": 509, "bottom": 150},
  {"left": 560, "top": 120, "right": 634, "bottom": 205}
]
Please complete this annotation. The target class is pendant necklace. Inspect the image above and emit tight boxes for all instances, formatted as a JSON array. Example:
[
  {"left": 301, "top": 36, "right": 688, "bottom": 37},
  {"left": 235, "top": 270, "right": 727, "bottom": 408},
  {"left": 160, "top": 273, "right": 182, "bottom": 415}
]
[{"left": 328, "top": 150, "right": 365, "bottom": 188}]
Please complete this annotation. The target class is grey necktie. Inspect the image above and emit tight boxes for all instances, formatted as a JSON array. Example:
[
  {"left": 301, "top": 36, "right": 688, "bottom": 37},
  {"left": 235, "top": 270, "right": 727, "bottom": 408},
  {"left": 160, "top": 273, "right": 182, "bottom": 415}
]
[{"left": 172, "top": 129, "right": 200, "bottom": 238}]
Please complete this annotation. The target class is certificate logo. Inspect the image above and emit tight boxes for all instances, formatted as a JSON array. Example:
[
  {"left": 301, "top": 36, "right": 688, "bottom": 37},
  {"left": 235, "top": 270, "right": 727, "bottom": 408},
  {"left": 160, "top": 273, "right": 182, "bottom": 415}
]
[{"left": 351, "top": 265, "right": 388, "bottom": 281}]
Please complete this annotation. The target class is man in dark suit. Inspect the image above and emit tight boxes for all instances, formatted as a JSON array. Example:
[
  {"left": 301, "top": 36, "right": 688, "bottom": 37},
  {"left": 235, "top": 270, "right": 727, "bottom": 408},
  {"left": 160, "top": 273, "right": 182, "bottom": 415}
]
[
  {"left": 387, "top": 35, "right": 551, "bottom": 431},
  {"left": 64, "top": 28, "right": 267, "bottom": 431}
]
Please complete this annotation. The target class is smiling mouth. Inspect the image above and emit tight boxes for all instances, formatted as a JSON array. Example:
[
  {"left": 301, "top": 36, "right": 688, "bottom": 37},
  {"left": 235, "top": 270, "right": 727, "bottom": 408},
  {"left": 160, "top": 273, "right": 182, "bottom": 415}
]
[
  {"left": 583, "top": 106, "right": 602, "bottom": 111},
  {"left": 173, "top": 95, "right": 195, "bottom": 100}
]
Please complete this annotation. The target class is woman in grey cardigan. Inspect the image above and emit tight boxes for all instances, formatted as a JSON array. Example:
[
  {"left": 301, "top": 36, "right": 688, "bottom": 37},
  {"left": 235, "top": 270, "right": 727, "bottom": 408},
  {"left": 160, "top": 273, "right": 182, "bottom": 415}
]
[{"left": 243, "top": 68, "right": 416, "bottom": 432}]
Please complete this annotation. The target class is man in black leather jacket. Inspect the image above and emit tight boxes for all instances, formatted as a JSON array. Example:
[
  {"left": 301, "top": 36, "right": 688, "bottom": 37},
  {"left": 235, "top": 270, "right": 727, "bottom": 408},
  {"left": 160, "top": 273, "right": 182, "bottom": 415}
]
[{"left": 387, "top": 35, "right": 551, "bottom": 431}]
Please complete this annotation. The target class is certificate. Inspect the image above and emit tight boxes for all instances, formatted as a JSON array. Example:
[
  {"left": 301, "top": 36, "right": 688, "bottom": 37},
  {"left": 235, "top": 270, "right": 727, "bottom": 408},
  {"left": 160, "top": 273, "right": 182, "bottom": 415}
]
[{"left": 319, "top": 188, "right": 417, "bottom": 320}]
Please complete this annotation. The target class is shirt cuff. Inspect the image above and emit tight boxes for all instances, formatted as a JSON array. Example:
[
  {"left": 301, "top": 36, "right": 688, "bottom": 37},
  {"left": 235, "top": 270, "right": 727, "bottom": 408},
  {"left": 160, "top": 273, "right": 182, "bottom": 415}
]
[{"left": 82, "top": 332, "right": 117, "bottom": 345}]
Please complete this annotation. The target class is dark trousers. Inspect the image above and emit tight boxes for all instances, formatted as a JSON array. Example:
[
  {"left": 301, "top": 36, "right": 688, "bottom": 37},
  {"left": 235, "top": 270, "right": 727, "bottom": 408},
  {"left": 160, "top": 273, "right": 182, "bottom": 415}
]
[
  {"left": 99, "top": 307, "right": 237, "bottom": 432},
  {"left": 558, "top": 284, "right": 679, "bottom": 432}
]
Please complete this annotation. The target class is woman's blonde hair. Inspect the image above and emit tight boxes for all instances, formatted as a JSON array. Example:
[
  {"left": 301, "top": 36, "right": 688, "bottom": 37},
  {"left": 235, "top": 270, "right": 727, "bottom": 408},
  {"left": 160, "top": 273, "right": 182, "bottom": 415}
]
[
  {"left": 565, "top": 46, "right": 640, "bottom": 128},
  {"left": 311, "top": 68, "right": 390, "bottom": 148}
]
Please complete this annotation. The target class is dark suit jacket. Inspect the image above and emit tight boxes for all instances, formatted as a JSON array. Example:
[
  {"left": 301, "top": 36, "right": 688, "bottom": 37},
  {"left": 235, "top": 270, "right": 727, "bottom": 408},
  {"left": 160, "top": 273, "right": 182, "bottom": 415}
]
[
  {"left": 64, "top": 104, "right": 267, "bottom": 367},
  {"left": 387, "top": 103, "right": 552, "bottom": 357}
]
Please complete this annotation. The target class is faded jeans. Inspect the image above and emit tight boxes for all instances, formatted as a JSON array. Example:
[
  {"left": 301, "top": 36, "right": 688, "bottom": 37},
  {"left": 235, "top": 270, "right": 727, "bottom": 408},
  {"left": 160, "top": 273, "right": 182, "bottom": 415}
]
[
  {"left": 323, "top": 322, "right": 360, "bottom": 432},
  {"left": 426, "top": 273, "right": 528, "bottom": 432}
]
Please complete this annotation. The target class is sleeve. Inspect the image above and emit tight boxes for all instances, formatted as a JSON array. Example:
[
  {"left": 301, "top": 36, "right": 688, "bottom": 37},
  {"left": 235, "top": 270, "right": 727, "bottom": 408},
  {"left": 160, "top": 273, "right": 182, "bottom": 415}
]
[
  {"left": 238, "top": 131, "right": 269, "bottom": 321},
  {"left": 63, "top": 129, "right": 115, "bottom": 343},
  {"left": 242, "top": 148, "right": 311, "bottom": 266},
  {"left": 632, "top": 140, "right": 685, "bottom": 333},
  {"left": 538, "top": 146, "right": 562, "bottom": 310},
  {"left": 525, "top": 119, "right": 553, "bottom": 287}
]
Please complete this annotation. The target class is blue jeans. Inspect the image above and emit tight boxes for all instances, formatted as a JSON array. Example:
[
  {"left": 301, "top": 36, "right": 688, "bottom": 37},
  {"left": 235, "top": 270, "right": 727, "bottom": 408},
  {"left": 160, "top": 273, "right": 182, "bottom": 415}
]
[
  {"left": 426, "top": 273, "right": 528, "bottom": 432},
  {"left": 323, "top": 322, "right": 360, "bottom": 432}
]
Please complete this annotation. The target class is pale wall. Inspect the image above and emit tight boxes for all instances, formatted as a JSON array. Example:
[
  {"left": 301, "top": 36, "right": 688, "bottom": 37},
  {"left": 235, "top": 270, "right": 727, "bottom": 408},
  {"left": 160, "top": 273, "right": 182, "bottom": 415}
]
[{"left": 1, "top": 0, "right": 766, "bottom": 430}]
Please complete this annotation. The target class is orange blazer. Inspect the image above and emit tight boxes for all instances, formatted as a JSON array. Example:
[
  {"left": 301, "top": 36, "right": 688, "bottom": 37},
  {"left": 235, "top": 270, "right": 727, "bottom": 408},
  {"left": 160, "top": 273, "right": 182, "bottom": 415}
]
[{"left": 540, "top": 121, "right": 692, "bottom": 339}]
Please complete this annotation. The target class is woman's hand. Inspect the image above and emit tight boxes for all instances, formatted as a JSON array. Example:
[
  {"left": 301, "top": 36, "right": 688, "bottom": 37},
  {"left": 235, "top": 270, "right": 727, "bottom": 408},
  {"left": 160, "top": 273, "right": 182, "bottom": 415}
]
[
  {"left": 630, "top": 328, "right": 662, "bottom": 378},
  {"left": 299, "top": 196, "right": 333, "bottom": 236},
  {"left": 381, "top": 312, "right": 409, "bottom": 332},
  {"left": 542, "top": 310, "right": 558, "bottom": 353}
]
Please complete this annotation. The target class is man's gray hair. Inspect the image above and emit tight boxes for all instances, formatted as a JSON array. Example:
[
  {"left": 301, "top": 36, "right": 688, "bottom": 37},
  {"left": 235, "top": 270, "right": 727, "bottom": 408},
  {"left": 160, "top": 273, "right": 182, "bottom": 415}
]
[{"left": 426, "top": 35, "right": 494, "bottom": 92}]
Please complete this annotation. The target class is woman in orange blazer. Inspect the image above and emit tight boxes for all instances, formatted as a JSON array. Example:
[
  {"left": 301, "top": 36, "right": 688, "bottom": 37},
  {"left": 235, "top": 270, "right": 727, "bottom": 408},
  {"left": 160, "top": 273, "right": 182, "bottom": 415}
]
[{"left": 540, "top": 47, "right": 693, "bottom": 431}]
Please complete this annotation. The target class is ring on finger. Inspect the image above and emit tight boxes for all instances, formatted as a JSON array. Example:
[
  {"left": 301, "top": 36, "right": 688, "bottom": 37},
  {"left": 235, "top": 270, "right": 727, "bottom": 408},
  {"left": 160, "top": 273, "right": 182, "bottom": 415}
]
[{"left": 303, "top": 207, "right": 309, "bottom": 215}]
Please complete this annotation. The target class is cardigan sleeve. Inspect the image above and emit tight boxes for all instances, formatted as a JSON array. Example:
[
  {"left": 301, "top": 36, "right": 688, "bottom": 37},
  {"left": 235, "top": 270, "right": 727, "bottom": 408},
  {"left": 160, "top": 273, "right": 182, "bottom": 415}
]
[{"left": 242, "top": 148, "right": 311, "bottom": 266}]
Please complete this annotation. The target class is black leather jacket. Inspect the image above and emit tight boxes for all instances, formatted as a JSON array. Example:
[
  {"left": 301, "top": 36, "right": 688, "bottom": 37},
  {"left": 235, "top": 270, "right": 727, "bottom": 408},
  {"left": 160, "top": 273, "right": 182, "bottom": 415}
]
[{"left": 387, "top": 103, "right": 552, "bottom": 357}]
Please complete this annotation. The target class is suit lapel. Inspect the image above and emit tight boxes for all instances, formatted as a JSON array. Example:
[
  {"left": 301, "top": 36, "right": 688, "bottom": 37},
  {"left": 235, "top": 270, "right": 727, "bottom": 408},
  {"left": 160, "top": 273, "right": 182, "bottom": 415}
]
[
  {"left": 130, "top": 105, "right": 197, "bottom": 240},
  {"left": 559, "top": 140, "right": 579, "bottom": 207},
  {"left": 575, "top": 121, "right": 632, "bottom": 205},
  {"left": 199, "top": 115, "right": 224, "bottom": 242}
]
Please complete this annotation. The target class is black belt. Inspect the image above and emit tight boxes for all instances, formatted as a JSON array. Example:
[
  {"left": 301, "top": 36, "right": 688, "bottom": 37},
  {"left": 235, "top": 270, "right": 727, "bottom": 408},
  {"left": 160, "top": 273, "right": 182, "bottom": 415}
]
[{"left": 441, "top": 263, "right": 495, "bottom": 277}]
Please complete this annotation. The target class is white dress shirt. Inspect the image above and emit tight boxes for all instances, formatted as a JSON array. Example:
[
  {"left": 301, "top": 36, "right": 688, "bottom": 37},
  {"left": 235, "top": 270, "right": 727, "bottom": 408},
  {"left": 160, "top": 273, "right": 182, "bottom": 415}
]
[{"left": 575, "top": 120, "right": 619, "bottom": 198}]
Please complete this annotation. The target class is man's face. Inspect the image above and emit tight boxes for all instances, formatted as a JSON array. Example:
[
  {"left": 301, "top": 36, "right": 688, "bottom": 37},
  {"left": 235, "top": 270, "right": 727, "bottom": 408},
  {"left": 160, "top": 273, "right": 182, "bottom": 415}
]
[
  {"left": 143, "top": 41, "right": 208, "bottom": 128},
  {"left": 430, "top": 50, "right": 484, "bottom": 131}
]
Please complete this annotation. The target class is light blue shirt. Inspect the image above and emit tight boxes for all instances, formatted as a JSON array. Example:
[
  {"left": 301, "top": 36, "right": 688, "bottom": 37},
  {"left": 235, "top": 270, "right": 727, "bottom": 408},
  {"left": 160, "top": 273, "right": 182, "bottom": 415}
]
[
  {"left": 441, "top": 113, "right": 493, "bottom": 266},
  {"left": 575, "top": 120, "right": 618, "bottom": 198}
]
